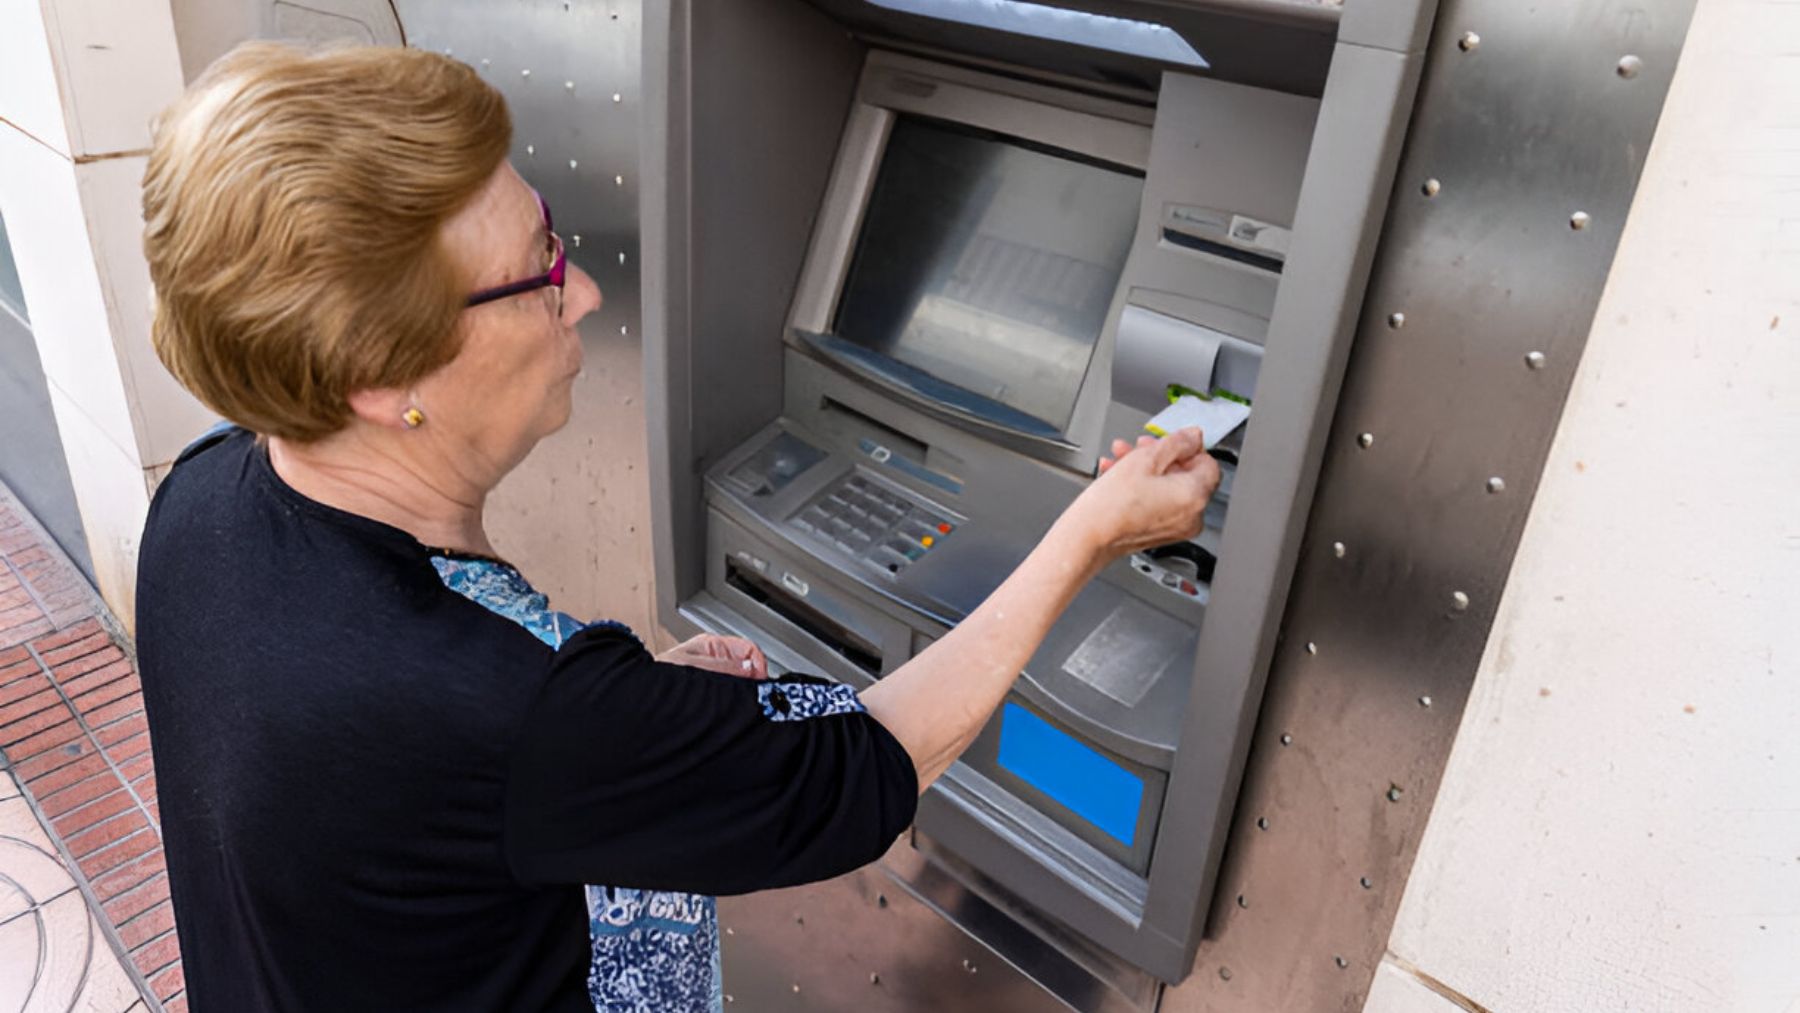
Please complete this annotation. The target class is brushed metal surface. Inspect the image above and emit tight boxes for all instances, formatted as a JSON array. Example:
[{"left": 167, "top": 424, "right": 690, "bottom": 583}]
[
  {"left": 397, "top": 0, "right": 661, "bottom": 638},
  {"left": 1162, "top": 0, "right": 1696, "bottom": 1010},
  {"left": 720, "top": 838, "right": 1155, "bottom": 1012},
  {"left": 406, "top": 0, "right": 1692, "bottom": 1008}
]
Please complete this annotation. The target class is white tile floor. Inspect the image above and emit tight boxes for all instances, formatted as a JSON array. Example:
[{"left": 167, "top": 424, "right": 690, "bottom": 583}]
[{"left": 0, "top": 770, "right": 147, "bottom": 1013}]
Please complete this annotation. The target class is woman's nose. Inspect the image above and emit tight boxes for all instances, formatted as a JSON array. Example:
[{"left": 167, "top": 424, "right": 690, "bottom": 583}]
[{"left": 563, "top": 263, "right": 603, "bottom": 325}]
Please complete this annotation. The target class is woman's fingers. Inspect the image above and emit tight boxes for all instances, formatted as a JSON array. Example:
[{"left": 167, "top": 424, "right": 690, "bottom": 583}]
[
  {"left": 728, "top": 637, "right": 769, "bottom": 680},
  {"left": 658, "top": 634, "right": 768, "bottom": 679}
]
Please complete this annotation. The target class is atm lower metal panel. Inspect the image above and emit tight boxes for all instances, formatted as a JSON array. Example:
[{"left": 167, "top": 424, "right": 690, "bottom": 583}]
[{"left": 720, "top": 840, "right": 1155, "bottom": 1013}]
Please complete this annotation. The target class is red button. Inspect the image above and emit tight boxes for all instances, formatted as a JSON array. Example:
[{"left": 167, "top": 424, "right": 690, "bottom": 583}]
[
  {"left": 1180, "top": 580, "right": 1198, "bottom": 595},
  {"left": 937, "top": 522, "right": 953, "bottom": 534}
]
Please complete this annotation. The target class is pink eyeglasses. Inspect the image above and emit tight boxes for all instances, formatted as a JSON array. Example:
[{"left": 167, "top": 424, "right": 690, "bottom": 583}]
[{"left": 465, "top": 192, "right": 566, "bottom": 315}]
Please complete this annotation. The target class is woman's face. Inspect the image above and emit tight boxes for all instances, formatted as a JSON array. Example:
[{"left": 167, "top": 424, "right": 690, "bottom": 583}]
[{"left": 420, "top": 162, "right": 603, "bottom": 477}]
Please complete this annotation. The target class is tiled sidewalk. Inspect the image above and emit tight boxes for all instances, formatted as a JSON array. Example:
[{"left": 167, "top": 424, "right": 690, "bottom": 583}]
[{"left": 0, "top": 483, "right": 180, "bottom": 1012}]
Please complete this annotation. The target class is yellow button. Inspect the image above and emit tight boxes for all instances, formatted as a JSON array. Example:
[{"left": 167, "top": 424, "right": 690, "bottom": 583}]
[{"left": 921, "top": 536, "right": 934, "bottom": 547}]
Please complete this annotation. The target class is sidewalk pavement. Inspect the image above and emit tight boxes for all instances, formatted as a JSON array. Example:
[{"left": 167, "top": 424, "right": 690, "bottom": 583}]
[{"left": 0, "top": 481, "right": 181, "bottom": 1012}]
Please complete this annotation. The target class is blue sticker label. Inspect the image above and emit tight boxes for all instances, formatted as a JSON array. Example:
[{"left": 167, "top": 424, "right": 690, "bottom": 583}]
[{"left": 997, "top": 702, "right": 1144, "bottom": 848}]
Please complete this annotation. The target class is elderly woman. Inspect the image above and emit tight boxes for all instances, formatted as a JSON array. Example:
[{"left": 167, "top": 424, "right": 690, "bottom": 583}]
[{"left": 134, "top": 44, "right": 1219, "bottom": 1013}]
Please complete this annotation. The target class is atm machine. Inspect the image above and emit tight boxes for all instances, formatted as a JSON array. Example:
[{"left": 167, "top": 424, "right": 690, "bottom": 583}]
[{"left": 643, "top": 0, "right": 1436, "bottom": 1000}]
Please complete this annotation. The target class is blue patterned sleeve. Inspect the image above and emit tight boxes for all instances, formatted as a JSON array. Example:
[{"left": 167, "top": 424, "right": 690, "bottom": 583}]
[
  {"left": 757, "top": 679, "right": 866, "bottom": 722},
  {"left": 502, "top": 627, "right": 919, "bottom": 896}
]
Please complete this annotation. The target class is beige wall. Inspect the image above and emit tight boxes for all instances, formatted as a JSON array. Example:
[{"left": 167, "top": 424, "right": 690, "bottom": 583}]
[
  {"left": 1368, "top": 1, "right": 1800, "bottom": 1010},
  {"left": 0, "top": 0, "right": 214, "bottom": 625}
]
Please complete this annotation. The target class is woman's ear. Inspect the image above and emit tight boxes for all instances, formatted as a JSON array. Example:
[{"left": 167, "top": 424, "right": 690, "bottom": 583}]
[{"left": 346, "top": 387, "right": 419, "bottom": 431}]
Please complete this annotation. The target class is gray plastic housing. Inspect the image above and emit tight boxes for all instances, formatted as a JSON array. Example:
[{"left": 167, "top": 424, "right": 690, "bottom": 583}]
[{"left": 642, "top": 0, "right": 1436, "bottom": 983}]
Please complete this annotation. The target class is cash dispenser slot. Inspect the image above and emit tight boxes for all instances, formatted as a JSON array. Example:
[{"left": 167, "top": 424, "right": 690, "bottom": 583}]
[{"left": 724, "top": 558, "right": 884, "bottom": 676}]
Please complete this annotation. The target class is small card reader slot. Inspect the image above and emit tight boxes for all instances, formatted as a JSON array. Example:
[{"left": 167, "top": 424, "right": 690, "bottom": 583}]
[{"left": 725, "top": 559, "right": 884, "bottom": 676}]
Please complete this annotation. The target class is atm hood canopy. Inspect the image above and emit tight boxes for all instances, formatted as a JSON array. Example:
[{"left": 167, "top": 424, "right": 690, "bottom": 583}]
[{"left": 805, "top": 0, "right": 1341, "bottom": 96}]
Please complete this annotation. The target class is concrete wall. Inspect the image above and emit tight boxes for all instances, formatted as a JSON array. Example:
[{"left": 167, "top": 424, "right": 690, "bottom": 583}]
[
  {"left": 1367, "top": 1, "right": 1800, "bottom": 1010},
  {"left": 0, "top": 236, "right": 94, "bottom": 578},
  {"left": 0, "top": 0, "right": 216, "bottom": 625}
]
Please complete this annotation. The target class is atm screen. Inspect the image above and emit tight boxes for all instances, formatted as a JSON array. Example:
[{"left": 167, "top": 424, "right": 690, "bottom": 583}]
[{"left": 834, "top": 115, "right": 1144, "bottom": 434}]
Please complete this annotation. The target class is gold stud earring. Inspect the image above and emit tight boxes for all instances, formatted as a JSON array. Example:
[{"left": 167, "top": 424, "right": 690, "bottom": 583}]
[{"left": 402, "top": 407, "right": 425, "bottom": 429}]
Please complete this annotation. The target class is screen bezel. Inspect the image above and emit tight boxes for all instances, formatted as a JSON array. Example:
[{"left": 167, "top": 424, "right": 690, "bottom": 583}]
[{"left": 785, "top": 50, "right": 1154, "bottom": 469}]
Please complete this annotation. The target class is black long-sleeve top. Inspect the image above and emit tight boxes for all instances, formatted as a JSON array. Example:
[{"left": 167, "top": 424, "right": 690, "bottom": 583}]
[{"left": 134, "top": 428, "right": 917, "bottom": 1011}]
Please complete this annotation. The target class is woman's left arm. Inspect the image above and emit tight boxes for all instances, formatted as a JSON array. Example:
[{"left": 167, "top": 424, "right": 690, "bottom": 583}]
[{"left": 500, "top": 626, "right": 916, "bottom": 896}]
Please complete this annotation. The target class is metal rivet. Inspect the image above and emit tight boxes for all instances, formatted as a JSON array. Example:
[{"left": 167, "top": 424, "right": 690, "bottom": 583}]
[
  {"left": 613, "top": 92, "right": 624, "bottom": 103},
  {"left": 1256, "top": 816, "right": 1270, "bottom": 830},
  {"left": 1419, "top": 695, "right": 1433, "bottom": 708},
  {"left": 1332, "top": 541, "right": 1346, "bottom": 559},
  {"left": 1335, "top": 956, "right": 1350, "bottom": 969},
  {"left": 725, "top": 927, "right": 734, "bottom": 935},
  {"left": 521, "top": 68, "right": 531, "bottom": 78},
  {"left": 569, "top": 159, "right": 579, "bottom": 170},
  {"left": 526, "top": 144, "right": 535, "bottom": 157},
  {"left": 1305, "top": 641, "right": 1318, "bottom": 655},
  {"left": 1458, "top": 31, "right": 1480, "bottom": 52},
  {"left": 870, "top": 972, "right": 881, "bottom": 985},
  {"left": 1357, "top": 432, "right": 1374, "bottom": 449},
  {"left": 1525, "top": 350, "right": 1548, "bottom": 370},
  {"left": 1618, "top": 54, "right": 1643, "bottom": 79},
  {"left": 1220, "top": 967, "right": 1234, "bottom": 981},
  {"left": 620, "top": 325, "right": 629, "bottom": 335},
  {"left": 565, "top": 80, "right": 576, "bottom": 91},
  {"left": 1360, "top": 877, "right": 1374, "bottom": 889},
  {"left": 724, "top": 996, "right": 733, "bottom": 1005},
  {"left": 1387, "top": 785, "right": 1404, "bottom": 802},
  {"left": 481, "top": 58, "right": 490, "bottom": 68},
  {"left": 1570, "top": 211, "right": 1592, "bottom": 231},
  {"left": 963, "top": 959, "right": 978, "bottom": 974},
  {"left": 1452, "top": 591, "right": 1470, "bottom": 611},
  {"left": 1422, "top": 178, "right": 1442, "bottom": 198},
  {"left": 444, "top": 47, "right": 454, "bottom": 55},
  {"left": 1388, "top": 311, "right": 1406, "bottom": 329},
  {"left": 615, "top": 174, "right": 625, "bottom": 186},
  {"left": 618, "top": 252, "right": 628, "bottom": 265},
  {"left": 791, "top": 984, "right": 801, "bottom": 993},
  {"left": 1486, "top": 477, "right": 1506, "bottom": 494},
  {"left": 1280, "top": 733, "right": 1293, "bottom": 746},
  {"left": 1236, "top": 894, "right": 1249, "bottom": 909}
]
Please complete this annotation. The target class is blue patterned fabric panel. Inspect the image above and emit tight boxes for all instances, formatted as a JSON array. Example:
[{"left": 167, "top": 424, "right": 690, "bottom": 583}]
[
  {"left": 428, "top": 555, "right": 722, "bottom": 1013},
  {"left": 758, "top": 680, "right": 866, "bottom": 722}
]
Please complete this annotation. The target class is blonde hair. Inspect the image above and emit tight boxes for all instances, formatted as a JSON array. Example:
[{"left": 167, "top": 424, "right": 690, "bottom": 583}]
[{"left": 143, "top": 44, "right": 512, "bottom": 441}]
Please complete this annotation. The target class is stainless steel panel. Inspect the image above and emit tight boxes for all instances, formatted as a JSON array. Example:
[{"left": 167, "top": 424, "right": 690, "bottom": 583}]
[
  {"left": 397, "top": 0, "right": 660, "bottom": 637},
  {"left": 1163, "top": 0, "right": 1696, "bottom": 1009},
  {"left": 719, "top": 839, "right": 1154, "bottom": 1012},
  {"left": 408, "top": 0, "right": 1691, "bottom": 1008},
  {"left": 718, "top": 0, "right": 1693, "bottom": 1007}
]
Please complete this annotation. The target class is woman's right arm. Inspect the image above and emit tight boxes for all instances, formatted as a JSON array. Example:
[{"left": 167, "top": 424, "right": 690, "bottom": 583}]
[
  {"left": 499, "top": 427, "right": 1218, "bottom": 895},
  {"left": 859, "top": 426, "right": 1221, "bottom": 792}
]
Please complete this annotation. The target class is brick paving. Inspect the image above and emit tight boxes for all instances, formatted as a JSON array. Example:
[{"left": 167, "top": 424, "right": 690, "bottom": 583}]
[{"left": 0, "top": 482, "right": 181, "bottom": 1012}]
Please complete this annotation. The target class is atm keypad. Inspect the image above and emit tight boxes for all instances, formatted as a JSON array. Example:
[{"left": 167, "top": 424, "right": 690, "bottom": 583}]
[{"left": 789, "top": 474, "right": 954, "bottom": 574}]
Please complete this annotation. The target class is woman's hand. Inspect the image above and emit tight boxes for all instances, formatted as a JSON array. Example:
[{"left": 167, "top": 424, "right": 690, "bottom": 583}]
[
  {"left": 1060, "top": 427, "right": 1222, "bottom": 563},
  {"left": 657, "top": 634, "right": 769, "bottom": 680}
]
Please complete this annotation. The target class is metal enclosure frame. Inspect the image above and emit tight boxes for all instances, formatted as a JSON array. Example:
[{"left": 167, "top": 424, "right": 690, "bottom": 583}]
[
  {"left": 399, "top": 0, "right": 1696, "bottom": 1007},
  {"left": 642, "top": 0, "right": 1442, "bottom": 990}
]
